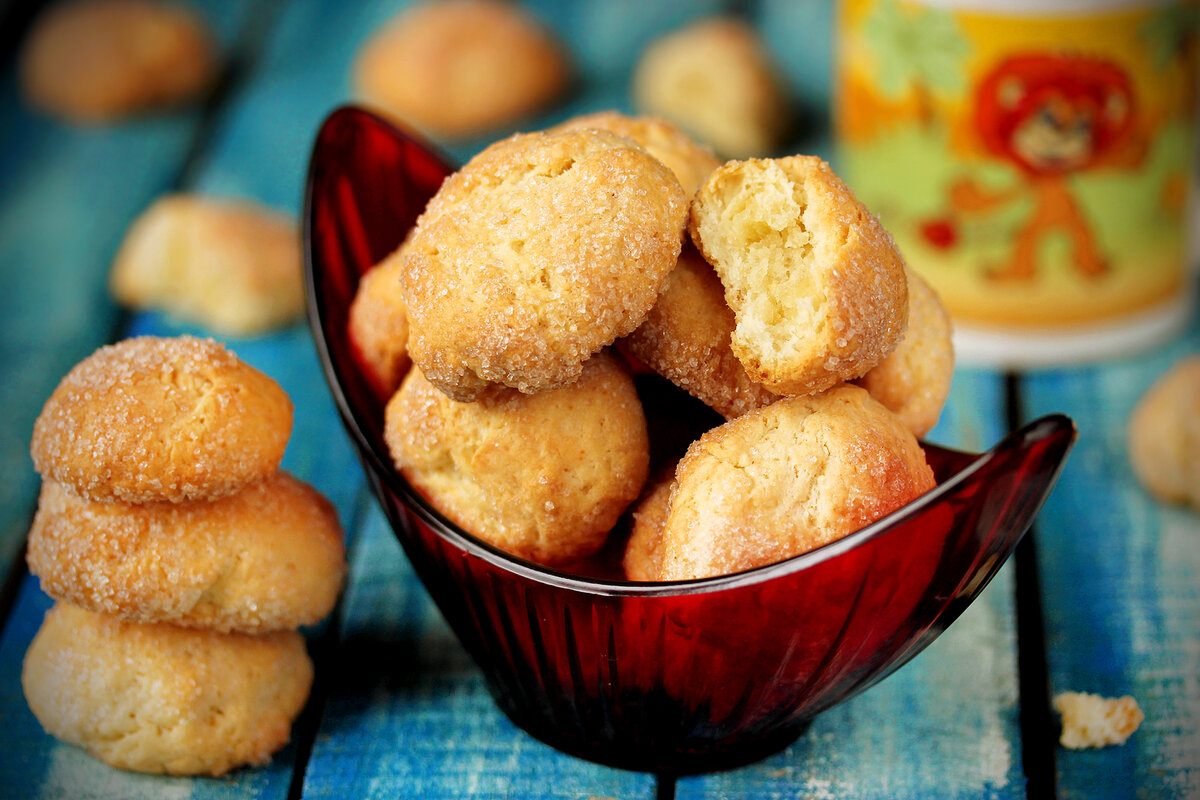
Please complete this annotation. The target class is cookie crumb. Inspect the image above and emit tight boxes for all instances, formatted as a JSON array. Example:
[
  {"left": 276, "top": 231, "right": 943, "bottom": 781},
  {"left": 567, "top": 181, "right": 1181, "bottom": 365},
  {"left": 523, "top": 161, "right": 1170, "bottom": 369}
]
[{"left": 1053, "top": 691, "right": 1144, "bottom": 749}]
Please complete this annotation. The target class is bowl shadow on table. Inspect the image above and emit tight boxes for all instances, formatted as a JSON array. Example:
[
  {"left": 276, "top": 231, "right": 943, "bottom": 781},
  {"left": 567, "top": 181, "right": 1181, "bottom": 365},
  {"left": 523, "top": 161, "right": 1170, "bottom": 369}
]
[{"left": 303, "top": 105, "right": 1078, "bottom": 775}]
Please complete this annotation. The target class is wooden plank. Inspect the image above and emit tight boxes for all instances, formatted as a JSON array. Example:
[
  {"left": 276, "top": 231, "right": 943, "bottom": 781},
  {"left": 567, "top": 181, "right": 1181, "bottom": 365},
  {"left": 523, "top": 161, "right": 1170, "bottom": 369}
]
[
  {"left": 0, "top": 0, "right": 260, "bottom": 592},
  {"left": 678, "top": 368, "right": 1028, "bottom": 799},
  {"left": 1020, "top": 319, "right": 1200, "bottom": 800},
  {"left": 300, "top": 502, "right": 658, "bottom": 799}
]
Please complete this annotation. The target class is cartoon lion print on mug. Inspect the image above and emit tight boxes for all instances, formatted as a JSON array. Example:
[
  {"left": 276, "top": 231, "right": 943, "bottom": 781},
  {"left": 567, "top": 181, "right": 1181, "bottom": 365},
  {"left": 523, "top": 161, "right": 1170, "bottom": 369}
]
[{"left": 926, "top": 54, "right": 1140, "bottom": 282}]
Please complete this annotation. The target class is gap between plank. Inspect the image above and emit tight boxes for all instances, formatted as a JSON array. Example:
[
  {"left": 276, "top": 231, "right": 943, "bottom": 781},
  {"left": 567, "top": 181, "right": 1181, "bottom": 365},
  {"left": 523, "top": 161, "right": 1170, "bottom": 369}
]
[
  {"left": 170, "top": 0, "right": 290, "bottom": 190},
  {"left": 656, "top": 772, "right": 677, "bottom": 800},
  {"left": 1007, "top": 372, "right": 1059, "bottom": 800}
]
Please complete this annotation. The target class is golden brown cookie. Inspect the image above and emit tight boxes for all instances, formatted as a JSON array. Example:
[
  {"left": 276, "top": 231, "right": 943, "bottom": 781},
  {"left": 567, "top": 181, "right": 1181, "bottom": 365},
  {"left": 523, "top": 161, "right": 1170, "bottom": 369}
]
[
  {"left": 27, "top": 473, "right": 345, "bottom": 632},
  {"left": 1054, "top": 692, "right": 1144, "bottom": 749},
  {"left": 624, "top": 245, "right": 779, "bottom": 419},
  {"left": 403, "top": 128, "right": 688, "bottom": 401},
  {"left": 347, "top": 238, "right": 412, "bottom": 396},
  {"left": 110, "top": 195, "right": 303, "bottom": 336},
  {"left": 31, "top": 336, "right": 292, "bottom": 504},
  {"left": 549, "top": 110, "right": 721, "bottom": 198},
  {"left": 854, "top": 269, "right": 954, "bottom": 438},
  {"left": 633, "top": 16, "right": 787, "bottom": 159},
  {"left": 385, "top": 352, "right": 649, "bottom": 566},
  {"left": 20, "top": 0, "right": 216, "bottom": 123},
  {"left": 22, "top": 602, "right": 312, "bottom": 776},
  {"left": 659, "top": 385, "right": 935, "bottom": 581},
  {"left": 622, "top": 467, "right": 674, "bottom": 582},
  {"left": 1127, "top": 355, "right": 1200, "bottom": 508},
  {"left": 689, "top": 156, "right": 908, "bottom": 397},
  {"left": 353, "top": 0, "right": 570, "bottom": 139}
]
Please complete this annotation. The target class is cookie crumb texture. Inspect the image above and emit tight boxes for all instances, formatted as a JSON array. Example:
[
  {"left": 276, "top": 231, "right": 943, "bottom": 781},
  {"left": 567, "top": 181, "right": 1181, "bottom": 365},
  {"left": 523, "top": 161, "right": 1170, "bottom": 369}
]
[
  {"left": 1054, "top": 691, "right": 1144, "bottom": 749},
  {"left": 22, "top": 603, "right": 313, "bottom": 776},
  {"left": 30, "top": 336, "right": 292, "bottom": 504},
  {"left": 854, "top": 268, "right": 954, "bottom": 438},
  {"left": 27, "top": 473, "right": 345, "bottom": 633},
  {"left": 404, "top": 128, "right": 687, "bottom": 401},
  {"left": 385, "top": 353, "right": 649, "bottom": 565},
  {"left": 689, "top": 156, "right": 908, "bottom": 398},
  {"left": 659, "top": 385, "right": 934, "bottom": 581}
]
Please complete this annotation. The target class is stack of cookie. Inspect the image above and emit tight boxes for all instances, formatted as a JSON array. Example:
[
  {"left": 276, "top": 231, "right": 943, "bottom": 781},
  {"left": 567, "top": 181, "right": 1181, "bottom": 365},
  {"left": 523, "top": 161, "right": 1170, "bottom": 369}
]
[{"left": 22, "top": 335, "right": 346, "bottom": 776}]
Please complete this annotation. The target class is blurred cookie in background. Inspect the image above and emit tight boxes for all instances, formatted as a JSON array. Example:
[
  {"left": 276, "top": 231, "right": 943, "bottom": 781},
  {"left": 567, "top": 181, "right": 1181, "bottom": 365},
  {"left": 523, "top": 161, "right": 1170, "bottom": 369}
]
[
  {"left": 1127, "top": 354, "right": 1200, "bottom": 510},
  {"left": 353, "top": 0, "right": 571, "bottom": 140},
  {"left": 20, "top": 0, "right": 217, "bottom": 123},
  {"left": 110, "top": 194, "right": 304, "bottom": 336},
  {"left": 633, "top": 16, "right": 789, "bottom": 160}
]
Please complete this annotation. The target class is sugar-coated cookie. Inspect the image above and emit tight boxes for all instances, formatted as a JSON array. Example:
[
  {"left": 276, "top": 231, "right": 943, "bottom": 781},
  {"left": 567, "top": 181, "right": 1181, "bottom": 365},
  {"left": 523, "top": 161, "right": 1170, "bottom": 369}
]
[
  {"left": 27, "top": 473, "right": 345, "bottom": 632},
  {"left": 385, "top": 352, "right": 649, "bottom": 565},
  {"left": 689, "top": 156, "right": 908, "bottom": 397},
  {"left": 31, "top": 336, "right": 292, "bottom": 504},
  {"left": 624, "top": 245, "right": 779, "bottom": 419},
  {"left": 20, "top": 0, "right": 216, "bottom": 123},
  {"left": 22, "top": 602, "right": 312, "bottom": 776},
  {"left": 633, "top": 17, "right": 787, "bottom": 159},
  {"left": 622, "top": 467, "right": 674, "bottom": 582},
  {"left": 549, "top": 110, "right": 721, "bottom": 198},
  {"left": 854, "top": 269, "right": 953, "bottom": 438},
  {"left": 1127, "top": 355, "right": 1200, "bottom": 508},
  {"left": 110, "top": 195, "right": 303, "bottom": 336},
  {"left": 353, "top": 0, "right": 569, "bottom": 139},
  {"left": 659, "top": 385, "right": 934, "bottom": 581},
  {"left": 403, "top": 128, "right": 688, "bottom": 401},
  {"left": 348, "top": 238, "right": 412, "bottom": 396}
]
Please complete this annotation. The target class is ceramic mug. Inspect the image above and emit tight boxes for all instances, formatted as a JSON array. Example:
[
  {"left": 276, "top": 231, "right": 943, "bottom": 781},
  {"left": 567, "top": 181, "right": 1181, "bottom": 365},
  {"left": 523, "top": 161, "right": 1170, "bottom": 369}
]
[{"left": 836, "top": 0, "right": 1198, "bottom": 365}]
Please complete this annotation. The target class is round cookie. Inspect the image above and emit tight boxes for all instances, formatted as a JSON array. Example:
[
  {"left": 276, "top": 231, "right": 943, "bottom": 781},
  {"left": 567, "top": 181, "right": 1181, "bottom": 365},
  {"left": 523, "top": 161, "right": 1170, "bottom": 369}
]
[
  {"left": 659, "top": 385, "right": 935, "bottom": 581},
  {"left": 385, "top": 352, "right": 650, "bottom": 566},
  {"left": 688, "top": 155, "right": 909, "bottom": 397},
  {"left": 110, "top": 194, "right": 303, "bottom": 336},
  {"left": 1127, "top": 355, "right": 1200, "bottom": 508},
  {"left": 854, "top": 268, "right": 954, "bottom": 438},
  {"left": 22, "top": 602, "right": 312, "bottom": 776},
  {"left": 31, "top": 336, "right": 292, "bottom": 504},
  {"left": 624, "top": 245, "right": 779, "bottom": 419},
  {"left": 27, "top": 472, "right": 345, "bottom": 633},
  {"left": 353, "top": 0, "right": 570, "bottom": 139},
  {"left": 622, "top": 466, "right": 675, "bottom": 582},
  {"left": 347, "top": 237, "right": 412, "bottom": 396},
  {"left": 633, "top": 16, "right": 787, "bottom": 159},
  {"left": 20, "top": 0, "right": 216, "bottom": 123},
  {"left": 403, "top": 128, "right": 688, "bottom": 401},
  {"left": 549, "top": 110, "right": 721, "bottom": 198}
]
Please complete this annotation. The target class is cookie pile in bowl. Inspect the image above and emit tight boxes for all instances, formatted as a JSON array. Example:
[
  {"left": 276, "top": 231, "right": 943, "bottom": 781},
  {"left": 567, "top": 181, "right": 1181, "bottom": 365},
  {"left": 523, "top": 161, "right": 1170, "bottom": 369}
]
[{"left": 304, "top": 106, "right": 1074, "bottom": 772}]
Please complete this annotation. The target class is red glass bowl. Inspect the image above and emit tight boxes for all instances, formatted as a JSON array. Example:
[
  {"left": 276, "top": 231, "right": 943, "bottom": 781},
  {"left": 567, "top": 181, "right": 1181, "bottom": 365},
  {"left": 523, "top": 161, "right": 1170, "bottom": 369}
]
[{"left": 303, "top": 106, "right": 1076, "bottom": 774}]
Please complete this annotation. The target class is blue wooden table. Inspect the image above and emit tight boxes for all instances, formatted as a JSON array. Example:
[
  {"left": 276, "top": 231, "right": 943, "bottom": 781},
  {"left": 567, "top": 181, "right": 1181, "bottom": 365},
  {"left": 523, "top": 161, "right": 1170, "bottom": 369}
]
[{"left": 0, "top": 1, "right": 1196, "bottom": 798}]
